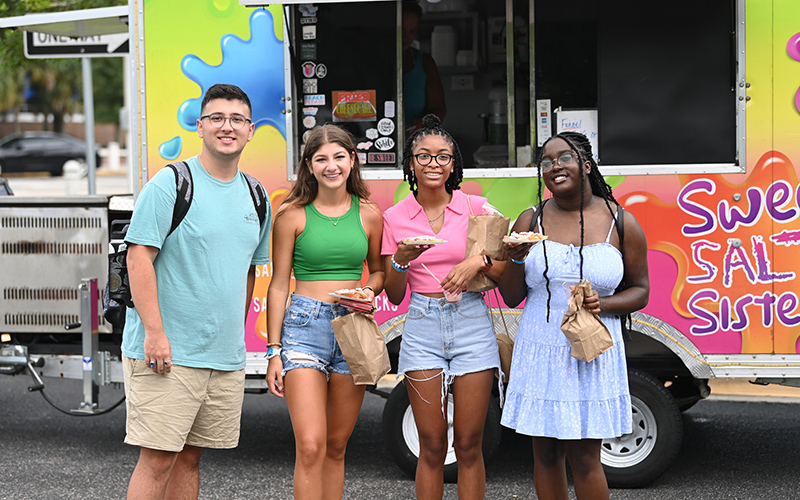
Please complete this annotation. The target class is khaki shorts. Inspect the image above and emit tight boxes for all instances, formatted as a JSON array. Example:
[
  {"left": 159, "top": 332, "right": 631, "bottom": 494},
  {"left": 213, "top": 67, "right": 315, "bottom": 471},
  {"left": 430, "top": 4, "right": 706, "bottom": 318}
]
[{"left": 122, "top": 356, "right": 245, "bottom": 452}]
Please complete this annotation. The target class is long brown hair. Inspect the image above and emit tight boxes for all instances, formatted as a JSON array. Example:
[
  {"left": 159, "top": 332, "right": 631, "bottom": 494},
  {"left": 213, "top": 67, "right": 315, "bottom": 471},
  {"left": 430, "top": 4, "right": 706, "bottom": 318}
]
[{"left": 283, "top": 124, "right": 370, "bottom": 207}]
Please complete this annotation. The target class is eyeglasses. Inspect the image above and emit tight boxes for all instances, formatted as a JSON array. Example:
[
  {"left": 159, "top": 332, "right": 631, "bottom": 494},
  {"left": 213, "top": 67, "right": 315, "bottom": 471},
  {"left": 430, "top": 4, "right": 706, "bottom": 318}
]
[
  {"left": 200, "top": 113, "right": 252, "bottom": 130},
  {"left": 413, "top": 153, "right": 454, "bottom": 167},
  {"left": 540, "top": 151, "right": 577, "bottom": 172}
]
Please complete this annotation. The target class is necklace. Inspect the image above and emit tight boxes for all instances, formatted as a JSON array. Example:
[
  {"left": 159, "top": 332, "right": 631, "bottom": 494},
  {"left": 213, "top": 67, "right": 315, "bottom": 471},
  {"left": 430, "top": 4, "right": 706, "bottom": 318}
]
[
  {"left": 315, "top": 203, "right": 345, "bottom": 226},
  {"left": 427, "top": 211, "right": 444, "bottom": 226}
]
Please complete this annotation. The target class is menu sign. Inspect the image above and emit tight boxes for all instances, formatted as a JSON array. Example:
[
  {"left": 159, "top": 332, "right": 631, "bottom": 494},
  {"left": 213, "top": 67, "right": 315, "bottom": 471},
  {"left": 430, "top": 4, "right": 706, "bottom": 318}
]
[
  {"left": 332, "top": 90, "right": 377, "bottom": 122},
  {"left": 293, "top": 2, "right": 397, "bottom": 166}
]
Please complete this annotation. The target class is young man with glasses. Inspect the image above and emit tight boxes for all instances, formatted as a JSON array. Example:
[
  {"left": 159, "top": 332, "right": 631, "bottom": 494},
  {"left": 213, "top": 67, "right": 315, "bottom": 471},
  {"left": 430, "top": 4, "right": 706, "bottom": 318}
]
[{"left": 122, "top": 83, "right": 270, "bottom": 500}]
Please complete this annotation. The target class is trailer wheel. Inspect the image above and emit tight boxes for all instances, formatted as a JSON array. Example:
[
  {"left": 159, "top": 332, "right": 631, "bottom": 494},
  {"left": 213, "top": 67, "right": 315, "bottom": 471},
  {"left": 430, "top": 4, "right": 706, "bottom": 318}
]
[
  {"left": 601, "top": 369, "right": 683, "bottom": 488},
  {"left": 382, "top": 379, "right": 502, "bottom": 484}
]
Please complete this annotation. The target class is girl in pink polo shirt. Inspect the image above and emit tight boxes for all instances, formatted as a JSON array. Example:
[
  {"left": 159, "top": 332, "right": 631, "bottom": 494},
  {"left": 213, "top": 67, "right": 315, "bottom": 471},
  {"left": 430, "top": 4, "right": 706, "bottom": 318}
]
[{"left": 382, "top": 114, "right": 504, "bottom": 500}]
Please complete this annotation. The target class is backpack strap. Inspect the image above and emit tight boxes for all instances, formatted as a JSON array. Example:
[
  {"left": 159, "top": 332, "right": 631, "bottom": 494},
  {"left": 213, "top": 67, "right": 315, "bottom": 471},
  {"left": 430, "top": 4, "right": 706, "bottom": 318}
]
[
  {"left": 242, "top": 172, "right": 268, "bottom": 227},
  {"left": 528, "top": 199, "right": 548, "bottom": 232},
  {"left": 614, "top": 204, "right": 633, "bottom": 341},
  {"left": 166, "top": 161, "right": 193, "bottom": 236},
  {"left": 164, "top": 163, "right": 267, "bottom": 236}
]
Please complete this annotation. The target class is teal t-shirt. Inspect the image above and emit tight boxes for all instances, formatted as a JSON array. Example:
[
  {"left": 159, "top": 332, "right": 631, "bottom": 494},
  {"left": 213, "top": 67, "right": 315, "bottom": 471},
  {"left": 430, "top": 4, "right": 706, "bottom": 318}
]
[{"left": 121, "top": 156, "right": 271, "bottom": 370}]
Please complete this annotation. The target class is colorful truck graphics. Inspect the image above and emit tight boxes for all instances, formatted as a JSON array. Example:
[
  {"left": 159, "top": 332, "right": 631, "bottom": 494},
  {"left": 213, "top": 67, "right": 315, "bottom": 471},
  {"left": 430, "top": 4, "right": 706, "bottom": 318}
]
[
  {"left": 140, "top": 1, "right": 800, "bottom": 360},
  {"left": 129, "top": 0, "right": 800, "bottom": 486}
]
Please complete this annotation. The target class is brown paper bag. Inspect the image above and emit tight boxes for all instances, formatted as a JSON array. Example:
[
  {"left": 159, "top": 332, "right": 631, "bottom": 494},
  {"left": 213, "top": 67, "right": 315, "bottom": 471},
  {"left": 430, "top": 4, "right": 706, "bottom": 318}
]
[
  {"left": 464, "top": 199, "right": 511, "bottom": 291},
  {"left": 331, "top": 313, "right": 391, "bottom": 385},
  {"left": 560, "top": 280, "right": 613, "bottom": 362},
  {"left": 496, "top": 332, "right": 514, "bottom": 382}
]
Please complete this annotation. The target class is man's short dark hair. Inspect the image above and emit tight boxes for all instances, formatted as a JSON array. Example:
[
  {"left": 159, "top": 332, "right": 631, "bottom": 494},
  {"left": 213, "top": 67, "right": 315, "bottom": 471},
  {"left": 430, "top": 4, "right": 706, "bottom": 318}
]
[{"left": 201, "top": 84, "right": 252, "bottom": 117}]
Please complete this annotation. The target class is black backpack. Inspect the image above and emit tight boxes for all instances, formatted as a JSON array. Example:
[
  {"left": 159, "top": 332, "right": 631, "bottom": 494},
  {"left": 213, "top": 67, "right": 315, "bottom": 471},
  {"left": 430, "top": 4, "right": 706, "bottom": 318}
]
[{"left": 103, "top": 162, "right": 268, "bottom": 329}]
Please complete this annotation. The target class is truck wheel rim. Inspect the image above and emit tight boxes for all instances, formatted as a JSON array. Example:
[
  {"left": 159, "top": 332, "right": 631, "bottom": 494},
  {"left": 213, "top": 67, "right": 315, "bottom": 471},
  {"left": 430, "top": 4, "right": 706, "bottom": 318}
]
[
  {"left": 401, "top": 394, "right": 458, "bottom": 466},
  {"left": 600, "top": 395, "right": 657, "bottom": 468}
]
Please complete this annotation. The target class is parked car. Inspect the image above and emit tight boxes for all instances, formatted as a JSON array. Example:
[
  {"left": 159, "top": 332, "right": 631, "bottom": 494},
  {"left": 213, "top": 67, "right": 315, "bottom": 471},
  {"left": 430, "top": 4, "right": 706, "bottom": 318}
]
[
  {"left": 0, "top": 132, "right": 101, "bottom": 177},
  {"left": 0, "top": 177, "right": 12, "bottom": 195}
]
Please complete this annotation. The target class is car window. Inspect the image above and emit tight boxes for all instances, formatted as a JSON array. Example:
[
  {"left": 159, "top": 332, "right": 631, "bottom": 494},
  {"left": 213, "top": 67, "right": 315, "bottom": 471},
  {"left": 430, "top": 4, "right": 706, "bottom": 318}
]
[
  {"left": 0, "top": 138, "right": 21, "bottom": 150},
  {"left": 21, "top": 138, "right": 51, "bottom": 150},
  {"left": 45, "top": 139, "right": 71, "bottom": 149}
]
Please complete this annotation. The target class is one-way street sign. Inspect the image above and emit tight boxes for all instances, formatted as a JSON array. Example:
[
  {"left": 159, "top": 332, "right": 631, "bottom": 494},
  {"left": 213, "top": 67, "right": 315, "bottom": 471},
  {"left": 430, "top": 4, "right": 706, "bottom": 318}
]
[{"left": 24, "top": 31, "right": 128, "bottom": 58}]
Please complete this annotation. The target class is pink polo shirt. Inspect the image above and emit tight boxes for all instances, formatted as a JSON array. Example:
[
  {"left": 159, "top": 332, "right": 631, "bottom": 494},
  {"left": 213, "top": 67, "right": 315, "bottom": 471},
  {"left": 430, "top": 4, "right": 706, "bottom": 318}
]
[{"left": 382, "top": 190, "right": 491, "bottom": 293}]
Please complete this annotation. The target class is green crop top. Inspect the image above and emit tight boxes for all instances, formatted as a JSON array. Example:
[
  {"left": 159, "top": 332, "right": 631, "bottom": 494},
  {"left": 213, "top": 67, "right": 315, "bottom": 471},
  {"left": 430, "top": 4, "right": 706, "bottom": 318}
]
[{"left": 293, "top": 194, "right": 368, "bottom": 281}]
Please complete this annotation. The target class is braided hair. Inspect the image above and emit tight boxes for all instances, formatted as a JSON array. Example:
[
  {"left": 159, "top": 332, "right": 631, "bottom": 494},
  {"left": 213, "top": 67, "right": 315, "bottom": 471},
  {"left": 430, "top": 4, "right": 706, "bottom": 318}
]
[
  {"left": 401, "top": 114, "right": 464, "bottom": 194},
  {"left": 535, "top": 132, "right": 619, "bottom": 322}
]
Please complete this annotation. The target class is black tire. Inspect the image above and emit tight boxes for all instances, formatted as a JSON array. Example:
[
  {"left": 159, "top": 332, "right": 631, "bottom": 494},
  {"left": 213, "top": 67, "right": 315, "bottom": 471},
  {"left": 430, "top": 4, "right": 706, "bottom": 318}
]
[
  {"left": 601, "top": 369, "right": 683, "bottom": 488},
  {"left": 382, "top": 380, "right": 502, "bottom": 484}
]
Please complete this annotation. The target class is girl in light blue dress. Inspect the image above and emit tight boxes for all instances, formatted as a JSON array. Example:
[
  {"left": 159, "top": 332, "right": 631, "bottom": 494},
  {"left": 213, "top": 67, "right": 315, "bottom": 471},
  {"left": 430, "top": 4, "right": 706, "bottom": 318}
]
[{"left": 498, "top": 132, "right": 650, "bottom": 500}]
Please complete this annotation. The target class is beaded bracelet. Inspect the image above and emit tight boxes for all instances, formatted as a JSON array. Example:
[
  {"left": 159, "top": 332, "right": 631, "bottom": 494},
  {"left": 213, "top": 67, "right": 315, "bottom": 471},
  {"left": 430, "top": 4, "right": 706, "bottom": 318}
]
[
  {"left": 511, "top": 258, "right": 526, "bottom": 265},
  {"left": 392, "top": 261, "right": 409, "bottom": 273},
  {"left": 392, "top": 254, "right": 410, "bottom": 272},
  {"left": 266, "top": 342, "right": 282, "bottom": 348}
]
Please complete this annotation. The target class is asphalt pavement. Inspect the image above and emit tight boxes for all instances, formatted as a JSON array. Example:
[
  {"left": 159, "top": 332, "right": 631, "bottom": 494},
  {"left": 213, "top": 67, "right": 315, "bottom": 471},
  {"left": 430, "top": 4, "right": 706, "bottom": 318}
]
[{"left": 2, "top": 373, "right": 800, "bottom": 500}]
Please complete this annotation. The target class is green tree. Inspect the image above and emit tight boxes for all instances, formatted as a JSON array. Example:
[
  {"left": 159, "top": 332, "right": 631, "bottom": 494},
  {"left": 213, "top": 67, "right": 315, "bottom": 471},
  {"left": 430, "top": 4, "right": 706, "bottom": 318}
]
[
  {"left": 0, "top": 0, "right": 126, "bottom": 132},
  {"left": 92, "top": 57, "right": 123, "bottom": 124}
]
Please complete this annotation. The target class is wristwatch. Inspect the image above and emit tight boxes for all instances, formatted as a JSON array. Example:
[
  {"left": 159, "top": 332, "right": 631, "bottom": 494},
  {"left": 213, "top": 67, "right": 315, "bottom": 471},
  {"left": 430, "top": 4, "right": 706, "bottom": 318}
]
[{"left": 483, "top": 254, "right": 493, "bottom": 271}]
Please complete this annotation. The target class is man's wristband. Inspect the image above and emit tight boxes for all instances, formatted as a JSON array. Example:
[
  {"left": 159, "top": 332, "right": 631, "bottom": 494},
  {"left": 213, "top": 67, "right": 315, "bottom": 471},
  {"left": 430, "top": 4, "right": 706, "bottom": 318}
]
[{"left": 511, "top": 258, "right": 526, "bottom": 265}]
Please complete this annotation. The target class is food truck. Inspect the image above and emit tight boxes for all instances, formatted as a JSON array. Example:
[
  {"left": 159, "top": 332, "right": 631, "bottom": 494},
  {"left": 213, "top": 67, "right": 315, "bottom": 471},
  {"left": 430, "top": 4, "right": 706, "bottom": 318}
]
[{"left": 2, "top": 0, "right": 800, "bottom": 488}]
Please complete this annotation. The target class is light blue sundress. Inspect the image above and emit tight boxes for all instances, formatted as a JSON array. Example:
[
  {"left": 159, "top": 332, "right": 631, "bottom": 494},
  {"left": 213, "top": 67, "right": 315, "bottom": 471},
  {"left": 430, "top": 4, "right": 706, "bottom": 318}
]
[{"left": 501, "top": 215, "right": 632, "bottom": 439}]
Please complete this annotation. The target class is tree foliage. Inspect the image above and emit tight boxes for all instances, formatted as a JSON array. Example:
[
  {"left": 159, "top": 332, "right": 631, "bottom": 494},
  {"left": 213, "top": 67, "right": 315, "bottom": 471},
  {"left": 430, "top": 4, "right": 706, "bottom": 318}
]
[{"left": 0, "top": 0, "right": 126, "bottom": 130}]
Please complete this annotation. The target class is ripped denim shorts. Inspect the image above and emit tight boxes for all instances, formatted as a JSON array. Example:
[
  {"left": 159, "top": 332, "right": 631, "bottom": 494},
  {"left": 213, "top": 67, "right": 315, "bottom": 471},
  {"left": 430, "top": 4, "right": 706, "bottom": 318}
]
[
  {"left": 280, "top": 293, "right": 351, "bottom": 378},
  {"left": 399, "top": 291, "right": 503, "bottom": 414},
  {"left": 399, "top": 291, "right": 501, "bottom": 380}
]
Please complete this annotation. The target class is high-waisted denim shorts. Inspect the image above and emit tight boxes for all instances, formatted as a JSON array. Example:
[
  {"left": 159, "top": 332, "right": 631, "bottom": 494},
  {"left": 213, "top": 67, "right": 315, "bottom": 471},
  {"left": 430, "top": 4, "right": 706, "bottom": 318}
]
[
  {"left": 280, "top": 293, "right": 351, "bottom": 378},
  {"left": 399, "top": 291, "right": 501, "bottom": 382}
]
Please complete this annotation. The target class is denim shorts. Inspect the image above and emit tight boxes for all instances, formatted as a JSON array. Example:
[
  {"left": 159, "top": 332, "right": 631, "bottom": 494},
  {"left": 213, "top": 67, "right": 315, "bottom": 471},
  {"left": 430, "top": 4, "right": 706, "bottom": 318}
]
[
  {"left": 399, "top": 291, "right": 501, "bottom": 382},
  {"left": 280, "top": 293, "right": 351, "bottom": 378}
]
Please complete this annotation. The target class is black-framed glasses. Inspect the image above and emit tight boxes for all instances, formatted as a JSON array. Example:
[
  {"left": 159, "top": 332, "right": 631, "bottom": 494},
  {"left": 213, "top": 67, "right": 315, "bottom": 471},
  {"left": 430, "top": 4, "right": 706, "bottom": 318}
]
[
  {"left": 200, "top": 113, "right": 252, "bottom": 130},
  {"left": 540, "top": 151, "right": 577, "bottom": 172},
  {"left": 413, "top": 153, "right": 454, "bottom": 167}
]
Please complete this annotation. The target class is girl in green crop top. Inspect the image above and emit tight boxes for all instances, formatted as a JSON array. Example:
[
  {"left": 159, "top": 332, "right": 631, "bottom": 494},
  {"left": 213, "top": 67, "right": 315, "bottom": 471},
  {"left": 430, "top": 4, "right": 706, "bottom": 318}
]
[{"left": 266, "top": 124, "right": 384, "bottom": 499}]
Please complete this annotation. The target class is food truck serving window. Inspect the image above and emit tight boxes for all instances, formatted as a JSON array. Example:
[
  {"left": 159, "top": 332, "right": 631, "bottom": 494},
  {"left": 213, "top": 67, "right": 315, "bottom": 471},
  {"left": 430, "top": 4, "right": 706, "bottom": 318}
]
[
  {"left": 535, "top": 0, "right": 741, "bottom": 174},
  {"left": 596, "top": 0, "right": 736, "bottom": 167},
  {"left": 283, "top": 0, "right": 743, "bottom": 179},
  {"left": 289, "top": 1, "right": 398, "bottom": 174}
]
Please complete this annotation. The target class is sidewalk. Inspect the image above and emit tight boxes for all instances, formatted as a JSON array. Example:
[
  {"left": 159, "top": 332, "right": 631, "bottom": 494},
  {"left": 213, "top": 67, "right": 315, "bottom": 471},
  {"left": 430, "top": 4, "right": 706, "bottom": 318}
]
[
  {"left": 3, "top": 167, "right": 131, "bottom": 197},
  {"left": 707, "top": 378, "right": 800, "bottom": 403}
]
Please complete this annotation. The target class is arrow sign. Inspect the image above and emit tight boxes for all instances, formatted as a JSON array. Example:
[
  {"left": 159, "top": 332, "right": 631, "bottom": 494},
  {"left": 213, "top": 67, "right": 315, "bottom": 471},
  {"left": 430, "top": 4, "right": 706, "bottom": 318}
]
[{"left": 24, "top": 31, "right": 128, "bottom": 58}]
